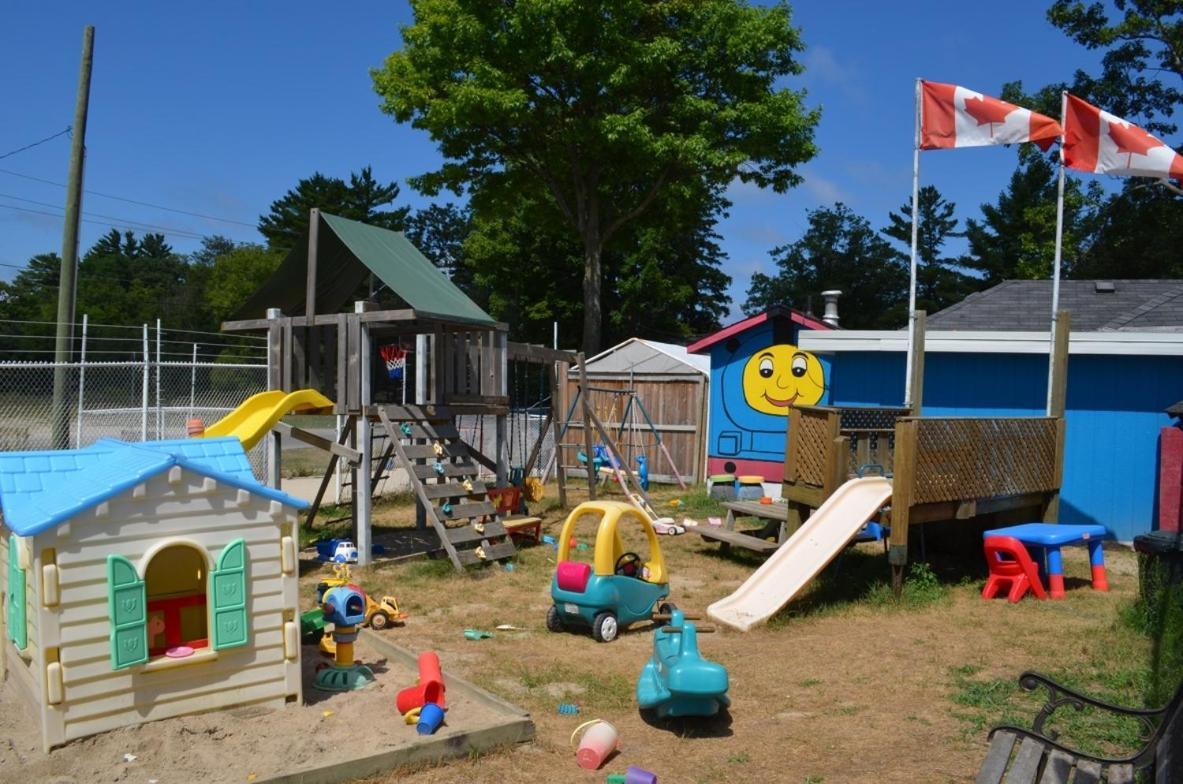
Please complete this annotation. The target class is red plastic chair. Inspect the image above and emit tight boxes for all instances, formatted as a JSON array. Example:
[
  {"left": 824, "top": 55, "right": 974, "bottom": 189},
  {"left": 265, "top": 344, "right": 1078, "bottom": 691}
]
[{"left": 982, "top": 535, "right": 1047, "bottom": 603}]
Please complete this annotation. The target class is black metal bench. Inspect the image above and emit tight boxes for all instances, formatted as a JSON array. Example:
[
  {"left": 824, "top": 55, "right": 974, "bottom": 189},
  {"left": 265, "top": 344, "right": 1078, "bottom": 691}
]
[{"left": 976, "top": 672, "right": 1182, "bottom": 784}]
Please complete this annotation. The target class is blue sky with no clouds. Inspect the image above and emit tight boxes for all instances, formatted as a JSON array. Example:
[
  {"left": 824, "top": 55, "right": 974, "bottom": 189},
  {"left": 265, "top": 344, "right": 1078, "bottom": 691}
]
[{"left": 1, "top": 2, "right": 1109, "bottom": 324}]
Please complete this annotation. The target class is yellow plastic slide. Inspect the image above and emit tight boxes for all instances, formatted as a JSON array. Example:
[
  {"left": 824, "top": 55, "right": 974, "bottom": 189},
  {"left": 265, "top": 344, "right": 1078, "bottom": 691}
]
[{"left": 203, "top": 389, "right": 334, "bottom": 450}]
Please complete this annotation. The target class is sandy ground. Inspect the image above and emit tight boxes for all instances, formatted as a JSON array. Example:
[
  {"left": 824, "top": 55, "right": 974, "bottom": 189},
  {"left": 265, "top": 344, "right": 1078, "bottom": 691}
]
[{"left": 0, "top": 636, "right": 514, "bottom": 784}]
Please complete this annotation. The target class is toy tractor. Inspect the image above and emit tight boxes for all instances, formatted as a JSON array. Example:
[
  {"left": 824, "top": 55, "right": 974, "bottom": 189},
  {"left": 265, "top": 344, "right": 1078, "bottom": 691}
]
[{"left": 365, "top": 594, "right": 407, "bottom": 630}]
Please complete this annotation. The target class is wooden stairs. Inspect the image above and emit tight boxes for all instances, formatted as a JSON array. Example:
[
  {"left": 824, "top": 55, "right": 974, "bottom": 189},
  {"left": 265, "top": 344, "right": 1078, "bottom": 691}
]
[{"left": 374, "top": 405, "right": 517, "bottom": 571}]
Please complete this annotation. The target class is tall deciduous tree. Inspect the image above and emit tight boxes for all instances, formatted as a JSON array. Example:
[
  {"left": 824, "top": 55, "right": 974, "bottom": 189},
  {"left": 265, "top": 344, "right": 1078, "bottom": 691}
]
[
  {"left": 258, "top": 167, "right": 409, "bottom": 252},
  {"left": 1048, "top": 0, "right": 1183, "bottom": 135},
  {"left": 373, "top": 0, "right": 819, "bottom": 353},
  {"left": 882, "top": 185, "right": 977, "bottom": 315},
  {"left": 745, "top": 204, "right": 907, "bottom": 330}
]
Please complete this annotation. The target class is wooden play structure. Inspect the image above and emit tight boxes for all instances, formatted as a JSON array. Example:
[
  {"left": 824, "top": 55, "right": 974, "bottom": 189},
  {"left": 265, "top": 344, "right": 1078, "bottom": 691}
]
[
  {"left": 222, "top": 210, "right": 572, "bottom": 571},
  {"left": 701, "top": 311, "right": 1072, "bottom": 592},
  {"left": 0, "top": 437, "right": 306, "bottom": 751}
]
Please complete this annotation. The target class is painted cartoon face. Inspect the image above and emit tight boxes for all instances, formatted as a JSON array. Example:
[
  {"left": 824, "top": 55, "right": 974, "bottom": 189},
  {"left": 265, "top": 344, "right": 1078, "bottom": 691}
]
[{"left": 742, "top": 345, "right": 825, "bottom": 415}]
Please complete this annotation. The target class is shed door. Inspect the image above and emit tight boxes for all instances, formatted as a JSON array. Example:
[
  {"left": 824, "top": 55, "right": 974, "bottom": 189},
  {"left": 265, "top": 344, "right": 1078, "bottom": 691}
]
[
  {"left": 6, "top": 535, "right": 26, "bottom": 650},
  {"left": 107, "top": 554, "right": 148, "bottom": 669},
  {"left": 211, "top": 538, "right": 248, "bottom": 650}
]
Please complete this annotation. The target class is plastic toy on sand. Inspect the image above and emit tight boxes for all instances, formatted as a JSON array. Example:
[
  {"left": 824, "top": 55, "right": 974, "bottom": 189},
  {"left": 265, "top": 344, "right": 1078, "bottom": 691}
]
[
  {"left": 314, "top": 583, "right": 376, "bottom": 691},
  {"left": 571, "top": 719, "right": 619, "bottom": 770},
  {"left": 396, "top": 651, "right": 447, "bottom": 713},
  {"left": 547, "top": 501, "right": 671, "bottom": 643},
  {"left": 636, "top": 608, "right": 729, "bottom": 719}
]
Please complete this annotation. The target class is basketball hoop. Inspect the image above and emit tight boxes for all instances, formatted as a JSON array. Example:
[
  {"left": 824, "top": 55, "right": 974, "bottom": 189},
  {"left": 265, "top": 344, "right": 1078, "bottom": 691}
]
[{"left": 379, "top": 344, "right": 408, "bottom": 380}]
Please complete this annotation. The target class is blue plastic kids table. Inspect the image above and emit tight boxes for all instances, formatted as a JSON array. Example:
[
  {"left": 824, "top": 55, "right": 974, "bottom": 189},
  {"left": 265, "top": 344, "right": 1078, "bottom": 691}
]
[{"left": 982, "top": 523, "right": 1110, "bottom": 599}]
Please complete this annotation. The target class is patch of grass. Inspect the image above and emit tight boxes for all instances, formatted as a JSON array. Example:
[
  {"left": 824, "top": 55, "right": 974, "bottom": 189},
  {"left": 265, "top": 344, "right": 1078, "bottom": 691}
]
[
  {"left": 946, "top": 646, "right": 1153, "bottom": 756},
  {"left": 804, "top": 776, "right": 825, "bottom": 784},
  {"left": 671, "top": 487, "right": 726, "bottom": 518},
  {"left": 499, "top": 662, "right": 634, "bottom": 712},
  {"left": 726, "top": 751, "right": 750, "bottom": 764},
  {"left": 798, "top": 678, "right": 821, "bottom": 688},
  {"left": 769, "top": 554, "right": 951, "bottom": 625}
]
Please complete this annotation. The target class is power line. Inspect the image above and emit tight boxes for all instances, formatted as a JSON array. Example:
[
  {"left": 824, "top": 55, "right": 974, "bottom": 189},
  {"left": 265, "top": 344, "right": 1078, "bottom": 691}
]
[
  {"left": 0, "top": 127, "right": 71, "bottom": 161},
  {"left": 0, "top": 192, "right": 236, "bottom": 240},
  {"left": 0, "top": 166, "right": 257, "bottom": 228},
  {"left": 0, "top": 201, "right": 212, "bottom": 241}
]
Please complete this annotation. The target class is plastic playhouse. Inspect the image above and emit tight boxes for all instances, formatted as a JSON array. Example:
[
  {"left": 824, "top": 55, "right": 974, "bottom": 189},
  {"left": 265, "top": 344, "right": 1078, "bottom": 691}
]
[
  {"left": 636, "top": 608, "right": 729, "bottom": 719},
  {"left": 547, "top": 501, "right": 670, "bottom": 642},
  {"left": 0, "top": 437, "right": 308, "bottom": 751}
]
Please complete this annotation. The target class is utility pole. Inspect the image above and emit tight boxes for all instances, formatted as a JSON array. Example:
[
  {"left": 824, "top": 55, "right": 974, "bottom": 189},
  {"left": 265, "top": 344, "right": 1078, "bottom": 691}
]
[{"left": 50, "top": 25, "right": 95, "bottom": 449}]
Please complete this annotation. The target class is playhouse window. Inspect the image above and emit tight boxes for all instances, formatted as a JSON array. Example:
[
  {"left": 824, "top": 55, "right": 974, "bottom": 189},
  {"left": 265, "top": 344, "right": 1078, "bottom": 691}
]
[{"left": 145, "top": 545, "right": 208, "bottom": 658}]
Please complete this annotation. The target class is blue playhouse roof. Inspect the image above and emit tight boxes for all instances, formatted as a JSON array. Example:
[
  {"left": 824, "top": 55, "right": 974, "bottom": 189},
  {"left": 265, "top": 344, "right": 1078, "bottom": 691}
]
[{"left": 0, "top": 437, "right": 308, "bottom": 537}]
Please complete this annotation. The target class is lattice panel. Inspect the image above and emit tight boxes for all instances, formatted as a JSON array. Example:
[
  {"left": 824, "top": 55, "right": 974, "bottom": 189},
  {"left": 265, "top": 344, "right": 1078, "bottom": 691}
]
[
  {"left": 794, "top": 409, "right": 831, "bottom": 487},
  {"left": 910, "top": 418, "right": 1059, "bottom": 504},
  {"left": 839, "top": 407, "right": 909, "bottom": 432}
]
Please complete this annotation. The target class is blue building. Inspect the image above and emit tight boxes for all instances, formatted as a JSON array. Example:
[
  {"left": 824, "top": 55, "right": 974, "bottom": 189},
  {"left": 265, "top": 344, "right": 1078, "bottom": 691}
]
[
  {"left": 688, "top": 307, "right": 833, "bottom": 489},
  {"left": 798, "top": 280, "right": 1183, "bottom": 542}
]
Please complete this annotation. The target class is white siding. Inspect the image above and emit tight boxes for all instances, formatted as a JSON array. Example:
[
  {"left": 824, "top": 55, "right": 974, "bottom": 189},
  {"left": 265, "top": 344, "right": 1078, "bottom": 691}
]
[{"left": 38, "top": 468, "right": 301, "bottom": 750}]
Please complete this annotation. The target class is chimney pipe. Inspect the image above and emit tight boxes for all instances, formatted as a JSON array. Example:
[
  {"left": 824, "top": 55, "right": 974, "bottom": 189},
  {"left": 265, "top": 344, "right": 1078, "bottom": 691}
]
[{"left": 820, "top": 290, "right": 841, "bottom": 327}]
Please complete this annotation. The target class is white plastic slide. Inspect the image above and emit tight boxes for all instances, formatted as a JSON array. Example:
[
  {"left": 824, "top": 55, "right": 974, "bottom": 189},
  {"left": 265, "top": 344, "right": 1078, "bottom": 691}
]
[{"left": 707, "top": 476, "right": 893, "bottom": 632}]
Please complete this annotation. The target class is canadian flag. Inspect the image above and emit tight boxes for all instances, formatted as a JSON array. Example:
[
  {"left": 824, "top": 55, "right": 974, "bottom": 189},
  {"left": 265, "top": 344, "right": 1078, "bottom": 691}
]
[
  {"left": 920, "top": 81, "right": 1062, "bottom": 151},
  {"left": 1063, "top": 94, "right": 1183, "bottom": 181}
]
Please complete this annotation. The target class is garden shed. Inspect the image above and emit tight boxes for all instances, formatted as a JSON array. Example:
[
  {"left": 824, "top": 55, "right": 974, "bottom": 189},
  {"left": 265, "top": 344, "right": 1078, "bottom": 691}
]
[
  {"left": 565, "top": 338, "right": 709, "bottom": 484},
  {"left": 1, "top": 436, "right": 307, "bottom": 751}
]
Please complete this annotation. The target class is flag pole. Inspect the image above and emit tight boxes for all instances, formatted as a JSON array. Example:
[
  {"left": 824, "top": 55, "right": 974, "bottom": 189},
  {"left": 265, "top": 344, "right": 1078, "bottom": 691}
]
[
  {"left": 904, "top": 78, "right": 921, "bottom": 409},
  {"left": 1045, "top": 89, "right": 1067, "bottom": 416}
]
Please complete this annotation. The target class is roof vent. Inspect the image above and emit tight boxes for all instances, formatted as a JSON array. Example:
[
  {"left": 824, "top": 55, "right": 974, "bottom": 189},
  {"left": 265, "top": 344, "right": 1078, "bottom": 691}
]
[
  {"left": 1095, "top": 281, "right": 1116, "bottom": 293},
  {"left": 820, "top": 290, "right": 841, "bottom": 327}
]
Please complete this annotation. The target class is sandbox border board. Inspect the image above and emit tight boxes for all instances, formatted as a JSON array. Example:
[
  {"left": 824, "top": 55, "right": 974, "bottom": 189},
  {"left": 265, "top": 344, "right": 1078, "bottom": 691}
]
[{"left": 258, "top": 630, "right": 535, "bottom": 784}]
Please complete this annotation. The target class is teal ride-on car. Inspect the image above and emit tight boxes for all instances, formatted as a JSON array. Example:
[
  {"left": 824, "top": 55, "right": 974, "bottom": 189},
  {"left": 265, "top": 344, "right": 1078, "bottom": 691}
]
[{"left": 547, "top": 500, "right": 672, "bottom": 643}]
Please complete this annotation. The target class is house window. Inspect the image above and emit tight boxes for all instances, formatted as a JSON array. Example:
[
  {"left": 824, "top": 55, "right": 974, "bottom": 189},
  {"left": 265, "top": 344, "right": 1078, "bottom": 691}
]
[
  {"left": 106, "top": 537, "right": 249, "bottom": 671},
  {"left": 145, "top": 544, "right": 208, "bottom": 658}
]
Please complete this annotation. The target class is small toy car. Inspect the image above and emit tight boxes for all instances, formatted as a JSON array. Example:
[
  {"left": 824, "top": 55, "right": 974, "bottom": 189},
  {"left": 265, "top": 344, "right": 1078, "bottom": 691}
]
[
  {"left": 547, "top": 501, "right": 671, "bottom": 643},
  {"left": 653, "top": 518, "right": 686, "bottom": 536},
  {"left": 316, "top": 538, "right": 359, "bottom": 563}
]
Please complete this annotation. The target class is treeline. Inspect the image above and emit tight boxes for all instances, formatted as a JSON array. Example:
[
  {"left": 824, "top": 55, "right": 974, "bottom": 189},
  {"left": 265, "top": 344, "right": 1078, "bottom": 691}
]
[{"left": 744, "top": 148, "right": 1183, "bottom": 329}]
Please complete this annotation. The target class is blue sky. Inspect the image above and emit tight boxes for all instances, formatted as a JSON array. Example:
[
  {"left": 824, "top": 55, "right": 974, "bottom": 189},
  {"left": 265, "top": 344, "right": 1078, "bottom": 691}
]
[{"left": 1, "top": 2, "right": 1105, "bottom": 322}]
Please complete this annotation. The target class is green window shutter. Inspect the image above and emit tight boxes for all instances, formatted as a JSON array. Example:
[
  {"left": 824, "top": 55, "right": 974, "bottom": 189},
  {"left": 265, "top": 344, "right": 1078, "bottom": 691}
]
[
  {"left": 7, "top": 535, "right": 27, "bottom": 650},
  {"left": 211, "top": 538, "right": 248, "bottom": 650},
  {"left": 107, "top": 554, "right": 147, "bottom": 669}
]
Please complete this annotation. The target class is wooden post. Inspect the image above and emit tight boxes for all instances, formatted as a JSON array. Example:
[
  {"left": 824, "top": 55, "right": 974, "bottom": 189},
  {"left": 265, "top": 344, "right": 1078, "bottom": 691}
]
[
  {"left": 305, "top": 209, "right": 320, "bottom": 319},
  {"left": 432, "top": 326, "right": 446, "bottom": 404},
  {"left": 888, "top": 418, "right": 918, "bottom": 596},
  {"left": 1044, "top": 417, "right": 1067, "bottom": 523},
  {"left": 355, "top": 303, "right": 373, "bottom": 567},
  {"left": 495, "top": 331, "right": 508, "bottom": 486},
  {"left": 555, "top": 360, "right": 568, "bottom": 508},
  {"left": 909, "top": 310, "right": 926, "bottom": 416},
  {"left": 692, "top": 374, "right": 707, "bottom": 484},
  {"left": 305, "top": 208, "right": 320, "bottom": 392},
  {"left": 1047, "top": 310, "right": 1070, "bottom": 418},
  {"left": 577, "top": 352, "right": 597, "bottom": 501},
  {"left": 821, "top": 409, "right": 843, "bottom": 497}
]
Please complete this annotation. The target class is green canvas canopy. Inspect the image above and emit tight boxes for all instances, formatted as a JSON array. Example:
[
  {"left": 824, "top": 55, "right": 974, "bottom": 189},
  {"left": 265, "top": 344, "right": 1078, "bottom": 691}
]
[{"left": 236, "top": 212, "right": 494, "bottom": 326}]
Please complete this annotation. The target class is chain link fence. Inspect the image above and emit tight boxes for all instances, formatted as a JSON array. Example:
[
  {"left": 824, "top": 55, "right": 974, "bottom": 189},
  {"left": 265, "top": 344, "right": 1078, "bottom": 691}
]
[{"left": 0, "top": 318, "right": 270, "bottom": 474}]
